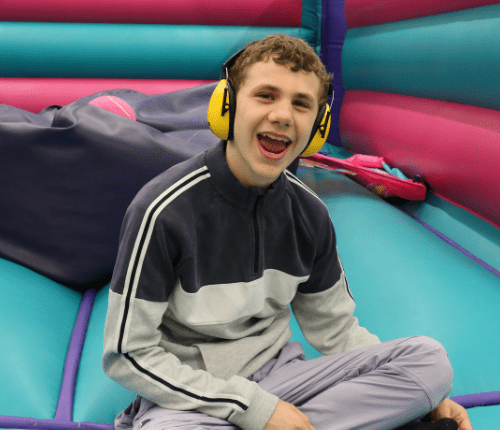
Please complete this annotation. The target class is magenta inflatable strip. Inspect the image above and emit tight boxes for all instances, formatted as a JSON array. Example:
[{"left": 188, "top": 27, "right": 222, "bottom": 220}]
[
  {"left": 450, "top": 391, "right": 500, "bottom": 408},
  {"left": 55, "top": 289, "right": 97, "bottom": 421},
  {"left": 344, "top": 0, "right": 500, "bottom": 28},
  {"left": 0, "top": 415, "right": 114, "bottom": 430},
  {"left": 0, "top": 78, "right": 216, "bottom": 113},
  {"left": 0, "top": 0, "right": 302, "bottom": 26},
  {"left": 401, "top": 209, "right": 500, "bottom": 279},
  {"left": 339, "top": 90, "right": 500, "bottom": 230}
]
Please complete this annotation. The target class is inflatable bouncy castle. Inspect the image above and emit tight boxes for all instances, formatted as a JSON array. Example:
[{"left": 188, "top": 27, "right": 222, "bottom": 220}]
[{"left": 1, "top": 0, "right": 499, "bottom": 429}]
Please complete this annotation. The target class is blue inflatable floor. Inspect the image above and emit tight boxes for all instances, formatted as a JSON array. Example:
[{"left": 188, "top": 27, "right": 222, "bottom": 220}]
[{"left": 1, "top": 159, "right": 499, "bottom": 430}]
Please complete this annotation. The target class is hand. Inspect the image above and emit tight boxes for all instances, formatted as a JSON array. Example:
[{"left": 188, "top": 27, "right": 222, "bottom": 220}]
[
  {"left": 264, "top": 400, "right": 316, "bottom": 430},
  {"left": 430, "top": 398, "right": 473, "bottom": 430}
]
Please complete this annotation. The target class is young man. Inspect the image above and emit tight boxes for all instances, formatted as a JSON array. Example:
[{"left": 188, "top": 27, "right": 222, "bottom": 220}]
[{"left": 103, "top": 34, "right": 472, "bottom": 430}]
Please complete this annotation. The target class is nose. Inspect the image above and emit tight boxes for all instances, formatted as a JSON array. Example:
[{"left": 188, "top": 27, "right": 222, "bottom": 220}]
[{"left": 267, "top": 99, "right": 293, "bottom": 128}]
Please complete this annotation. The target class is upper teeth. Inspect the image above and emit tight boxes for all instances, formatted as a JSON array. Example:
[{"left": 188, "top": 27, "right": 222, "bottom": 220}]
[{"left": 260, "top": 133, "right": 291, "bottom": 143}]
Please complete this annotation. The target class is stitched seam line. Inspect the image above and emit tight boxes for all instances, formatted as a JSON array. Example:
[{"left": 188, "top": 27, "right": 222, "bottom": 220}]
[{"left": 387, "top": 362, "right": 435, "bottom": 409}]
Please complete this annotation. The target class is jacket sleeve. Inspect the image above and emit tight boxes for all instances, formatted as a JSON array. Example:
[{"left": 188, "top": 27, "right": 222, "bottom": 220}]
[
  {"left": 290, "top": 215, "right": 380, "bottom": 355},
  {"left": 102, "top": 199, "right": 279, "bottom": 430}
]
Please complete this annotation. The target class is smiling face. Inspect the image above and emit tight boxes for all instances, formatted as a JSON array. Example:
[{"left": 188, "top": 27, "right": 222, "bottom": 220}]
[{"left": 225, "top": 56, "right": 321, "bottom": 189}]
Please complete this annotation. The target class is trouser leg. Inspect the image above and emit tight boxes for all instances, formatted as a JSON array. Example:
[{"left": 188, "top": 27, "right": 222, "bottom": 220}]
[
  {"left": 121, "top": 336, "right": 453, "bottom": 430},
  {"left": 258, "top": 336, "right": 453, "bottom": 430}
]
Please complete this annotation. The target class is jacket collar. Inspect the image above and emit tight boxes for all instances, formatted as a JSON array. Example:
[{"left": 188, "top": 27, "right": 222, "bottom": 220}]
[{"left": 205, "top": 141, "right": 286, "bottom": 210}]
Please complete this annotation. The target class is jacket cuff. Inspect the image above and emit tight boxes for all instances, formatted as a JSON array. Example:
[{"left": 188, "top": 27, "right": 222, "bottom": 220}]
[{"left": 228, "top": 384, "right": 280, "bottom": 430}]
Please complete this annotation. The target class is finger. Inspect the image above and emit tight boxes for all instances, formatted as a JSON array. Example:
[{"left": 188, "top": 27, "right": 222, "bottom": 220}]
[
  {"left": 457, "top": 415, "right": 473, "bottom": 430},
  {"left": 304, "top": 415, "right": 316, "bottom": 430}
]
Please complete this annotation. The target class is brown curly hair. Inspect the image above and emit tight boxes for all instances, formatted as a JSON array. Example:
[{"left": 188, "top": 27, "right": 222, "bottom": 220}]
[{"left": 229, "top": 34, "right": 333, "bottom": 110}]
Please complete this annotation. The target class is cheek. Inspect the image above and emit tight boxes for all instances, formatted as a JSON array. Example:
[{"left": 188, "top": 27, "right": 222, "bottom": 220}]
[
  {"left": 292, "top": 121, "right": 314, "bottom": 154},
  {"left": 304, "top": 114, "right": 318, "bottom": 140},
  {"left": 295, "top": 120, "right": 311, "bottom": 144},
  {"left": 233, "top": 107, "right": 249, "bottom": 134},
  {"left": 234, "top": 109, "right": 264, "bottom": 139}
]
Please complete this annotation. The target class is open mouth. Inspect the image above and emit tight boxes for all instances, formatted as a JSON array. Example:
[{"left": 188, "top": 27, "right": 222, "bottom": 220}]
[{"left": 257, "top": 133, "right": 292, "bottom": 159}]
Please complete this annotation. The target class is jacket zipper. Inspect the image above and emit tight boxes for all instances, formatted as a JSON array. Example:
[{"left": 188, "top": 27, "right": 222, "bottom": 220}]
[{"left": 252, "top": 196, "right": 262, "bottom": 274}]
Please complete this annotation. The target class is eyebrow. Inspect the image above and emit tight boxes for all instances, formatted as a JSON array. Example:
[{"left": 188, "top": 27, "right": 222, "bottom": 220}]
[{"left": 255, "top": 85, "right": 317, "bottom": 105}]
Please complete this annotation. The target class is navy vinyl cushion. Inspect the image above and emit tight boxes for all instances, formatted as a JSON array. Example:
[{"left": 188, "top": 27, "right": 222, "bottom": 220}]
[{"left": 0, "top": 84, "right": 219, "bottom": 289}]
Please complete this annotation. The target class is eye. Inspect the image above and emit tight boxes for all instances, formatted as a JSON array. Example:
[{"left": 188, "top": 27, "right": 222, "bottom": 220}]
[
  {"left": 293, "top": 100, "right": 311, "bottom": 110},
  {"left": 256, "top": 93, "right": 274, "bottom": 101}
]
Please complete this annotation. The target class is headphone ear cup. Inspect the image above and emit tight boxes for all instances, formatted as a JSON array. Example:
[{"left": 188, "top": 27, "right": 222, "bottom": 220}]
[
  {"left": 301, "top": 103, "right": 332, "bottom": 158},
  {"left": 208, "top": 79, "right": 236, "bottom": 141}
]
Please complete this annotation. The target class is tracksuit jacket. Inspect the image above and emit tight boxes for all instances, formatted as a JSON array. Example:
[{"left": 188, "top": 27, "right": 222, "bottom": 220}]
[{"left": 103, "top": 140, "right": 380, "bottom": 430}]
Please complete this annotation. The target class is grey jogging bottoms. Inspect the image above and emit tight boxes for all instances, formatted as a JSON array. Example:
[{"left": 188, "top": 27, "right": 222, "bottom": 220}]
[{"left": 115, "top": 336, "right": 453, "bottom": 430}]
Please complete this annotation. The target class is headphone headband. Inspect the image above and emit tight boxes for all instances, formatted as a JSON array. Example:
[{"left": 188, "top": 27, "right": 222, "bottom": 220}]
[{"left": 220, "top": 49, "right": 245, "bottom": 80}]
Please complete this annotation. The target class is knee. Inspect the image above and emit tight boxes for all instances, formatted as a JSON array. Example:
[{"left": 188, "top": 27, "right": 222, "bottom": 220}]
[
  {"left": 409, "top": 336, "right": 454, "bottom": 407},
  {"left": 413, "top": 336, "right": 452, "bottom": 367}
]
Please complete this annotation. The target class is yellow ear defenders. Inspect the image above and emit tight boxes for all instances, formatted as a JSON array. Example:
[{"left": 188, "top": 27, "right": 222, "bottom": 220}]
[
  {"left": 207, "top": 49, "right": 334, "bottom": 158},
  {"left": 207, "top": 49, "right": 241, "bottom": 142},
  {"left": 301, "top": 84, "right": 333, "bottom": 158}
]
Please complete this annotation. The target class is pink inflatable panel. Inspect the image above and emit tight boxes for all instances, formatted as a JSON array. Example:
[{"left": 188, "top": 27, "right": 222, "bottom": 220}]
[
  {"left": 0, "top": 0, "right": 302, "bottom": 26},
  {"left": 0, "top": 78, "right": 216, "bottom": 112},
  {"left": 340, "top": 90, "right": 500, "bottom": 229},
  {"left": 344, "top": 0, "right": 500, "bottom": 28}
]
